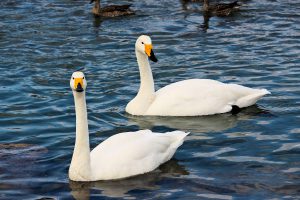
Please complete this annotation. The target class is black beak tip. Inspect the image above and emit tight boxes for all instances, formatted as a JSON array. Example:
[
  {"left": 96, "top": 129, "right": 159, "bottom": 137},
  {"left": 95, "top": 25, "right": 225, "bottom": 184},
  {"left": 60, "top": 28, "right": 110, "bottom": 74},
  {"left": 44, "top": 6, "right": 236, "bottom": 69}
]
[
  {"left": 149, "top": 49, "right": 158, "bottom": 63},
  {"left": 76, "top": 88, "right": 84, "bottom": 93},
  {"left": 151, "top": 57, "right": 158, "bottom": 62},
  {"left": 75, "top": 83, "right": 84, "bottom": 92}
]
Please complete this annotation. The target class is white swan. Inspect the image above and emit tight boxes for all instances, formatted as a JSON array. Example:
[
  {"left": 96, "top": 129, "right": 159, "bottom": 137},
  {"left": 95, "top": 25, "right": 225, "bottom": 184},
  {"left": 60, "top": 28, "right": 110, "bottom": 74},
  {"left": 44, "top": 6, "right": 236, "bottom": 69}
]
[
  {"left": 126, "top": 35, "right": 270, "bottom": 116},
  {"left": 69, "top": 71, "right": 189, "bottom": 181}
]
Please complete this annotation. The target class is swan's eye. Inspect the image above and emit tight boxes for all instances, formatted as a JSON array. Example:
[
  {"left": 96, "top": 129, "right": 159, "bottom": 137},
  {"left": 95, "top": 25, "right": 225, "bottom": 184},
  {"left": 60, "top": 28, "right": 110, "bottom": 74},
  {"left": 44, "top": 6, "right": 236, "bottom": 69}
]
[
  {"left": 72, "top": 77, "right": 74, "bottom": 80},
  {"left": 141, "top": 42, "right": 144, "bottom": 44},
  {"left": 83, "top": 77, "right": 84, "bottom": 79}
]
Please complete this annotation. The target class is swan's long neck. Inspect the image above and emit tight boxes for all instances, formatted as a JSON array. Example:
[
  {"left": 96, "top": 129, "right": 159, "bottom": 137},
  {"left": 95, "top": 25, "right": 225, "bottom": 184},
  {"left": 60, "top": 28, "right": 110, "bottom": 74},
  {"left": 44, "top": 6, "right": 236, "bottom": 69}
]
[
  {"left": 69, "top": 92, "right": 91, "bottom": 181},
  {"left": 136, "top": 50, "right": 155, "bottom": 96},
  {"left": 126, "top": 50, "right": 155, "bottom": 115}
]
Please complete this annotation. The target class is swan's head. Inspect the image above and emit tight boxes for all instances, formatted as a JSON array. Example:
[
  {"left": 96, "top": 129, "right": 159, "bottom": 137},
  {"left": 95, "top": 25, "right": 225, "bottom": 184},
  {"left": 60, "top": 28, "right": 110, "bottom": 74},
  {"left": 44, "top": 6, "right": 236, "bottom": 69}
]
[
  {"left": 70, "top": 71, "right": 87, "bottom": 93},
  {"left": 135, "top": 35, "right": 158, "bottom": 62}
]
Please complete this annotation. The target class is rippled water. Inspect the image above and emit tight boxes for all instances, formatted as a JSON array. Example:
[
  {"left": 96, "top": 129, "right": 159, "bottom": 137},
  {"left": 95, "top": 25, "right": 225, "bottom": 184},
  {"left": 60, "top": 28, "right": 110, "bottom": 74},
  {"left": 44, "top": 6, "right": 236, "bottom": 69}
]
[{"left": 0, "top": 0, "right": 300, "bottom": 199}]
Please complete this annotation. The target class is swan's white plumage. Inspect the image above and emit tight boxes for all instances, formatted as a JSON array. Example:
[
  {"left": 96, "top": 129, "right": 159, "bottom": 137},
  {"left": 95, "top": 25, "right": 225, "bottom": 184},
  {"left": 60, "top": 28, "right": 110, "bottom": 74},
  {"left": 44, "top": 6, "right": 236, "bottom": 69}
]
[
  {"left": 90, "top": 130, "right": 188, "bottom": 180},
  {"left": 69, "top": 71, "right": 189, "bottom": 181},
  {"left": 146, "top": 79, "right": 270, "bottom": 116},
  {"left": 126, "top": 35, "right": 270, "bottom": 116}
]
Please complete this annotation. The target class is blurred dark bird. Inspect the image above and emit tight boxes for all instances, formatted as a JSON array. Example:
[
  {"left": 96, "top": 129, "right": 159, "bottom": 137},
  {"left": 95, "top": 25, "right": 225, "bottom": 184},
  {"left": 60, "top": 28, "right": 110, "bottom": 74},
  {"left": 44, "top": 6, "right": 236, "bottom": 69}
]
[
  {"left": 203, "top": 0, "right": 240, "bottom": 16},
  {"left": 90, "top": 0, "right": 134, "bottom": 17},
  {"left": 180, "top": 0, "right": 202, "bottom": 10},
  {"left": 181, "top": 0, "right": 202, "bottom": 3}
]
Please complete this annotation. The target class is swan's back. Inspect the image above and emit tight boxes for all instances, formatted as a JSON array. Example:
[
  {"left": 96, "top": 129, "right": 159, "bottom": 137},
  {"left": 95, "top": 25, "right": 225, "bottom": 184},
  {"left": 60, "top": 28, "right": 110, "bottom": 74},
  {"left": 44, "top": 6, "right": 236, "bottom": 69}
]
[
  {"left": 90, "top": 130, "right": 188, "bottom": 180},
  {"left": 146, "top": 79, "right": 269, "bottom": 116}
]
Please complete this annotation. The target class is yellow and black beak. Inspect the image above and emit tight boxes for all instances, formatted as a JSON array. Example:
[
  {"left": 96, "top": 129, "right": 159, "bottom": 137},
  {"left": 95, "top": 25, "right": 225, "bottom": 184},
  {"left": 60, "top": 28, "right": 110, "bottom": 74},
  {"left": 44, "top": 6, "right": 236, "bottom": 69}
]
[
  {"left": 145, "top": 44, "right": 158, "bottom": 62},
  {"left": 74, "top": 78, "right": 84, "bottom": 92}
]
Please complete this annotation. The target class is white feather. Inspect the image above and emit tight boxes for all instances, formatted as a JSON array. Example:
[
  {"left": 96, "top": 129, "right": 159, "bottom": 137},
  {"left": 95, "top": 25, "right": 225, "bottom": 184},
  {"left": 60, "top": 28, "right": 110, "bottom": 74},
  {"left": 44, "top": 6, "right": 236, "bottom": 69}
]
[
  {"left": 146, "top": 79, "right": 270, "bottom": 116},
  {"left": 90, "top": 130, "right": 188, "bottom": 180}
]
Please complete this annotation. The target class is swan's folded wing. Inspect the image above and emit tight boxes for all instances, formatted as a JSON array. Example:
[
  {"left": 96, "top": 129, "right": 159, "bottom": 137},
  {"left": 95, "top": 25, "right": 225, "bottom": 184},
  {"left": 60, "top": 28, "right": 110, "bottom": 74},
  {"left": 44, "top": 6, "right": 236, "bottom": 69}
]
[
  {"left": 90, "top": 130, "right": 188, "bottom": 180},
  {"left": 146, "top": 79, "right": 269, "bottom": 116},
  {"left": 146, "top": 79, "right": 233, "bottom": 116}
]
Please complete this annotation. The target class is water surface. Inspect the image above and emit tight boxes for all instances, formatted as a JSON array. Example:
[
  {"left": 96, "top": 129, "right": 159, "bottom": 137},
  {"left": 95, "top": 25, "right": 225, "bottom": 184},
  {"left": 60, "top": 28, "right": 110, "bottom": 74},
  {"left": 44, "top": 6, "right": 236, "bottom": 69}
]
[{"left": 0, "top": 0, "right": 300, "bottom": 199}]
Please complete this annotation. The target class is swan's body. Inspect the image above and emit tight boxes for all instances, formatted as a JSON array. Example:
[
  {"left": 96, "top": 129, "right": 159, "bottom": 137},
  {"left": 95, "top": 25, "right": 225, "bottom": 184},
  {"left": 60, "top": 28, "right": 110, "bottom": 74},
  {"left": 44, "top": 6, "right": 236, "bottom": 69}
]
[
  {"left": 69, "top": 71, "right": 188, "bottom": 181},
  {"left": 146, "top": 79, "right": 269, "bottom": 116},
  {"left": 89, "top": 130, "right": 188, "bottom": 180},
  {"left": 126, "top": 35, "right": 270, "bottom": 116}
]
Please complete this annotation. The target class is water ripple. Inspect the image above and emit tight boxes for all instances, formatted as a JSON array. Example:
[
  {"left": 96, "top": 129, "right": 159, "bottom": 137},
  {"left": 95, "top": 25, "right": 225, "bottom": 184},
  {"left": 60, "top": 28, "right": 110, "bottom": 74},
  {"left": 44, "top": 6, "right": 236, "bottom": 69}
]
[{"left": 0, "top": 0, "right": 299, "bottom": 199}]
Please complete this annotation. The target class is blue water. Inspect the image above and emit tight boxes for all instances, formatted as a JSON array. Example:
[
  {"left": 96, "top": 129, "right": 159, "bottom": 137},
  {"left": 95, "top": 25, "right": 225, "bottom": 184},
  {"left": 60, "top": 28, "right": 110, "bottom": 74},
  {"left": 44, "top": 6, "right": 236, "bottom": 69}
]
[{"left": 0, "top": 0, "right": 300, "bottom": 199}]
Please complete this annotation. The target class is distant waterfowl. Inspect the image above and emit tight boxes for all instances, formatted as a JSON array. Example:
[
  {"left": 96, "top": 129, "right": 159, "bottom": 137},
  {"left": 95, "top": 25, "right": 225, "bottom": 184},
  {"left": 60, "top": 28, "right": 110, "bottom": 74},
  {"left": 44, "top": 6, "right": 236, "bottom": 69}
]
[
  {"left": 90, "top": 0, "right": 134, "bottom": 17},
  {"left": 69, "top": 71, "right": 188, "bottom": 181},
  {"left": 180, "top": 0, "right": 202, "bottom": 7},
  {"left": 180, "top": 0, "right": 202, "bottom": 11},
  {"left": 203, "top": 0, "right": 240, "bottom": 16},
  {"left": 125, "top": 35, "right": 270, "bottom": 116}
]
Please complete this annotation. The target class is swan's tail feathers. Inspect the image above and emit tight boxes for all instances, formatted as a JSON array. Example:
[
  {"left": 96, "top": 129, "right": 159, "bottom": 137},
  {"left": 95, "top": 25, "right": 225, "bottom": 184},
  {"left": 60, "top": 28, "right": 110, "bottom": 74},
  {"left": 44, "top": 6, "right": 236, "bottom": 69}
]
[
  {"left": 163, "top": 131, "right": 189, "bottom": 161},
  {"left": 262, "top": 89, "right": 271, "bottom": 95},
  {"left": 166, "top": 131, "right": 190, "bottom": 148},
  {"left": 166, "top": 131, "right": 190, "bottom": 139},
  {"left": 236, "top": 89, "right": 270, "bottom": 108}
]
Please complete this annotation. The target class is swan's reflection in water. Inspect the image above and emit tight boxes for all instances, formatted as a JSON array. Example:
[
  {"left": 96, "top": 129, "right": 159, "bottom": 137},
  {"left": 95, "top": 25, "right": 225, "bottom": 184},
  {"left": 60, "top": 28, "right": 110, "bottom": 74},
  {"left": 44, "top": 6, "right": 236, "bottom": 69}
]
[
  {"left": 69, "top": 160, "right": 189, "bottom": 199},
  {"left": 126, "top": 105, "right": 271, "bottom": 134}
]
